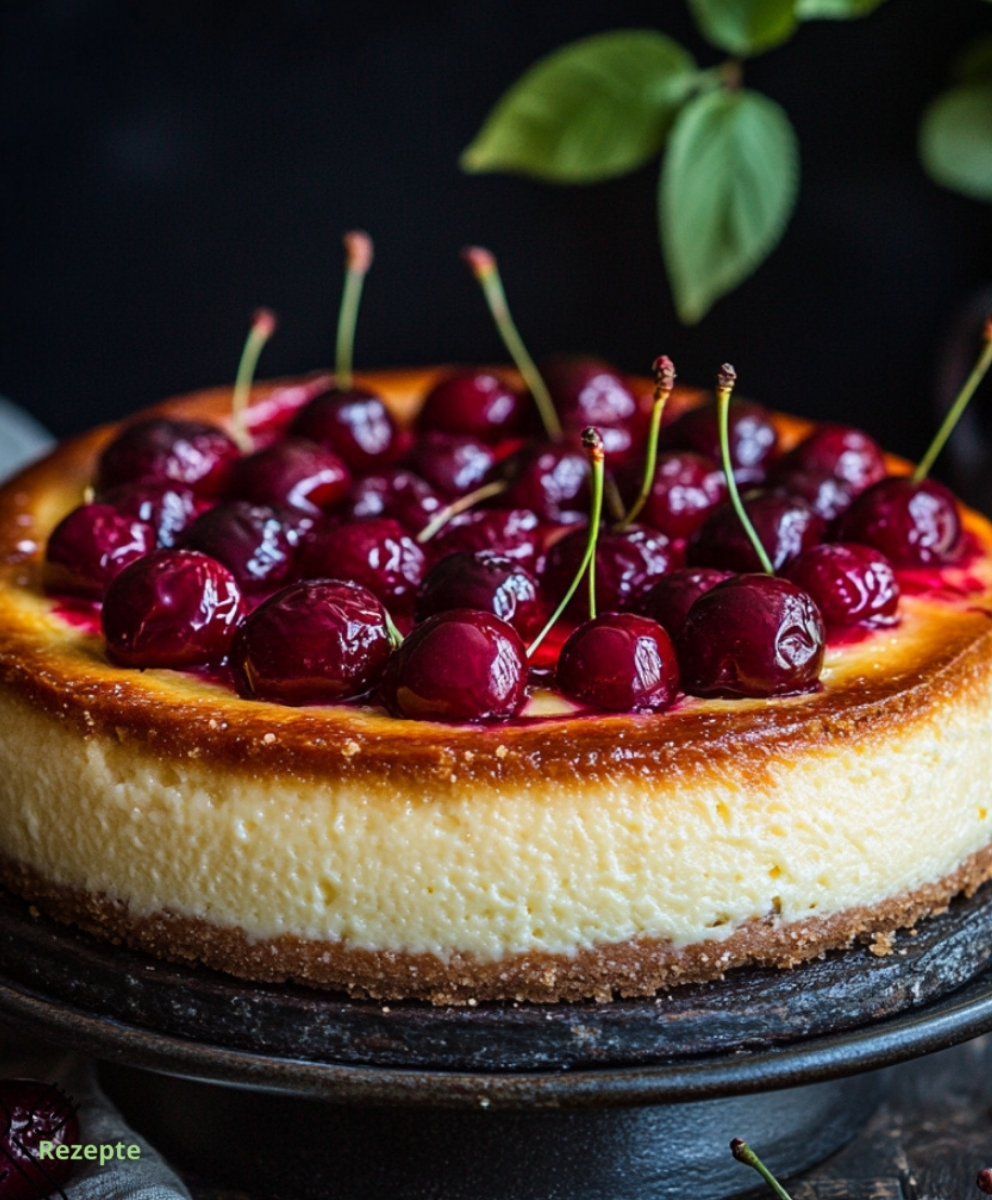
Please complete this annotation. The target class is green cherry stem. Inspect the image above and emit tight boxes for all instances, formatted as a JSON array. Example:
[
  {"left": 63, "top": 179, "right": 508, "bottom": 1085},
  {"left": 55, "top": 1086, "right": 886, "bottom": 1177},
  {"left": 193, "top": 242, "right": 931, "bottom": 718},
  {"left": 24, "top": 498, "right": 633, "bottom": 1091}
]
[
  {"left": 461, "top": 246, "right": 563, "bottom": 442},
  {"left": 526, "top": 427, "right": 604, "bottom": 659},
  {"left": 384, "top": 609, "right": 404, "bottom": 649},
  {"left": 913, "top": 315, "right": 992, "bottom": 483},
  {"left": 717, "top": 363, "right": 774, "bottom": 575},
  {"left": 730, "top": 1140, "right": 794, "bottom": 1200},
  {"left": 415, "top": 479, "right": 509, "bottom": 544},
  {"left": 616, "top": 355, "right": 675, "bottom": 531},
  {"left": 231, "top": 308, "right": 277, "bottom": 453},
  {"left": 336, "top": 230, "right": 374, "bottom": 391}
]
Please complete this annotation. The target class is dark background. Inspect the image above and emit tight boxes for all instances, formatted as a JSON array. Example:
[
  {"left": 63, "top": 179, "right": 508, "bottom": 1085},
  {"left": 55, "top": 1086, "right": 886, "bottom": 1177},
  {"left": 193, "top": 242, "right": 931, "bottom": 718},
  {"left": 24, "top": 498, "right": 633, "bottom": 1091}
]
[{"left": 2, "top": 0, "right": 992, "bottom": 470}]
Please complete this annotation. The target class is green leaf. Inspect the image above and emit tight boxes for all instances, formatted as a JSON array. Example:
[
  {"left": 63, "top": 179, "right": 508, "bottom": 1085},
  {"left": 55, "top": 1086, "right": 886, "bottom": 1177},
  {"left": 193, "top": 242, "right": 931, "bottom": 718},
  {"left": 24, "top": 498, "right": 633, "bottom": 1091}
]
[
  {"left": 919, "top": 83, "right": 992, "bottom": 203},
  {"left": 687, "top": 0, "right": 796, "bottom": 57},
  {"left": 660, "top": 88, "right": 799, "bottom": 323},
  {"left": 795, "top": 0, "right": 886, "bottom": 18},
  {"left": 461, "top": 31, "right": 697, "bottom": 184},
  {"left": 954, "top": 35, "right": 992, "bottom": 85}
]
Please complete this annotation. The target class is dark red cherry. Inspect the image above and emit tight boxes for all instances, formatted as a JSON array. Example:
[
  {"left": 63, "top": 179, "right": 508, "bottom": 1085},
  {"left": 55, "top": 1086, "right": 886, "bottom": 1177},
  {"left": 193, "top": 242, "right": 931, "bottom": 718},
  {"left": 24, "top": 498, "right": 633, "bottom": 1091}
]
[
  {"left": 541, "top": 356, "right": 638, "bottom": 428},
  {"left": 102, "top": 549, "right": 245, "bottom": 667},
  {"left": 620, "top": 451, "right": 727, "bottom": 540},
  {"left": 688, "top": 493, "right": 825, "bottom": 573},
  {"left": 833, "top": 476, "right": 962, "bottom": 566},
  {"left": 44, "top": 504, "right": 156, "bottom": 597},
  {"left": 557, "top": 613, "right": 679, "bottom": 713},
  {"left": 409, "top": 432, "right": 496, "bottom": 497},
  {"left": 97, "top": 481, "right": 207, "bottom": 547},
  {"left": 181, "top": 501, "right": 295, "bottom": 592},
  {"left": 498, "top": 439, "right": 590, "bottom": 523},
  {"left": 641, "top": 567, "right": 735, "bottom": 637},
  {"left": 676, "top": 574, "right": 825, "bottom": 698},
  {"left": 661, "top": 400, "right": 778, "bottom": 484},
  {"left": 0, "top": 1079, "right": 80, "bottom": 1200},
  {"left": 415, "top": 552, "right": 542, "bottom": 637},
  {"left": 430, "top": 507, "right": 544, "bottom": 572},
  {"left": 784, "top": 543, "right": 899, "bottom": 632},
  {"left": 227, "top": 438, "right": 351, "bottom": 516},
  {"left": 380, "top": 609, "right": 527, "bottom": 721},
  {"left": 417, "top": 371, "right": 525, "bottom": 442},
  {"left": 295, "top": 517, "right": 426, "bottom": 610},
  {"left": 769, "top": 468, "right": 854, "bottom": 522},
  {"left": 96, "top": 417, "right": 239, "bottom": 497},
  {"left": 343, "top": 469, "right": 443, "bottom": 532},
  {"left": 542, "top": 524, "right": 674, "bottom": 617},
  {"left": 231, "top": 580, "right": 392, "bottom": 704},
  {"left": 290, "top": 386, "right": 408, "bottom": 472},
  {"left": 775, "top": 424, "right": 886, "bottom": 495}
]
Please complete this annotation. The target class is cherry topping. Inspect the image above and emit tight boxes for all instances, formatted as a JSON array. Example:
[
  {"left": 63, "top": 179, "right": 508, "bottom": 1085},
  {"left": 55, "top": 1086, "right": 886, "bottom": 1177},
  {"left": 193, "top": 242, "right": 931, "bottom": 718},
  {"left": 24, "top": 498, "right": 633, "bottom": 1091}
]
[
  {"left": 44, "top": 504, "right": 156, "bottom": 597},
  {"left": 641, "top": 567, "right": 735, "bottom": 637},
  {"left": 542, "top": 523, "right": 674, "bottom": 617},
  {"left": 181, "top": 501, "right": 296, "bottom": 593},
  {"left": 620, "top": 451, "right": 727, "bottom": 540},
  {"left": 227, "top": 438, "right": 351, "bottom": 516},
  {"left": 769, "top": 468, "right": 855, "bottom": 522},
  {"left": 290, "top": 387, "right": 408, "bottom": 472},
  {"left": 676, "top": 574, "right": 825, "bottom": 698},
  {"left": 784, "top": 542, "right": 899, "bottom": 632},
  {"left": 0, "top": 1079, "right": 80, "bottom": 1200},
  {"left": 96, "top": 417, "right": 239, "bottom": 498},
  {"left": 833, "top": 476, "right": 962, "bottom": 566},
  {"left": 430, "top": 507, "right": 544, "bottom": 572},
  {"left": 102, "top": 549, "right": 245, "bottom": 668},
  {"left": 343, "top": 469, "right": 443, "bottom": 531},
  {"left": 295, "top": 517, "right": 426, "bottom": 610},
  {"left": 231, "top": 580, "right": 392, "bottom": 704},
  {"left": 415, "top": 552, "right": 542, "bottom": 637},
  {"left": 380, "top": 609, "right": 527, "bottom": 721},
  {"left": 97, "top": 481, "right": 206, "bottom": 547},
  {"left": 541, "top": 355, "right": 639, "bottom": 429},
  {"left": 417, "top": 371, "right": 525, "bottom": 442},
  {"left": 661, "top": 399, "right": 778, "bottom": 484},
  {"left": 557, "top": 613, "right": 680, "bottom": 713},
  {"left": 498, "top": 439, "right": 590, "bottom": 523},
  {"left": 409, "top": 431, "right": 496, "bottom": 497},
  {"left": 688, "top": 493, "right": 825, "bottom": 573},
  {"left": 774, "top": 424, "right": 886, "bottom": 495}
]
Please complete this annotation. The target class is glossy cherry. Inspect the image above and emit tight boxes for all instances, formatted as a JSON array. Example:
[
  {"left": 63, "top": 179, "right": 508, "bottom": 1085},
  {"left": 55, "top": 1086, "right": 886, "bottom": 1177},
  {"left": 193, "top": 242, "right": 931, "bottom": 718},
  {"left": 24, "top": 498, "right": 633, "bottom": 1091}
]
[
  {"left": 181, "top": 501, "right": 296, "bottom": 593},
  {"left": 0, "top": 1079, "right": 80, "bottom": 1200},
  {"left": 833, "top": 476, "right": 962, "bottom": 566},
  {"left": 641, "top": 567, "right": 735, "bottom": 638},
  {"left": 557, "top": 613, "right": 680, "bottom": 713},
  {"left": 415, "top": 552, "right": 542, "bottom": 637},
  {"left": 343, "top": 469, "right": 443, "bottom": 532},
  {"left": 417, "top": 370, "right": 525, "bottom": 442},
  {"left": 295, "top": 517, "right": 426, "bottom": 610},
  {"left": 542, "top": 523, "right": 674, "bottom": 617},
  {"left": 429, "top": 507, "right": 544, "bottom": 572},
  {"left": 96, "top": 417, "right": 239, "bottom": 497},
  {"left": 661, "top": 399, "right": 778, "bottom": 484},
  {"left": 620, "top": 451, "right": 727, "bottom": 540},
  {"left": 380, "top": 609, "right": 527, "bottom": 722},
  {"left": 102, "top": 549, "right": 245, "bottom": 668},
  {"left": 676, "top": 574, "right": 825, "bottom": 698},
  {"left": 44, "top": 504, "right": 156, "bottom": 597},
  {"left": 409, "top": 431, "right": 496, "bottom": 497},
  {"left": 769, "top": 468, "right": 854, "bottom": 522},
  {"left": 97, "top": 481, "right": 206, "bottom": 547},
  {"left": 227, "top": 438, "right": 351, "bottom": 516},
  {"left": 774, "top": 424, "right": 886, "bottom": 494},
  {"left": 231, "top": 580, "right": 392, "bottom": 704},
  {"left": 688, "top": 493, "right": 825, "bottom": 573},
  {"left": 498, "top": 438, "right": 590, "bottom": 523},
  {"left": 290, "top": 386, "right": 408, "bottom": 472},
  {"left": 542, "top": 355, "right": 639, "bottom": 429},
  {"left": 784, "top": 542, "right": 899, "bottom": 632}
]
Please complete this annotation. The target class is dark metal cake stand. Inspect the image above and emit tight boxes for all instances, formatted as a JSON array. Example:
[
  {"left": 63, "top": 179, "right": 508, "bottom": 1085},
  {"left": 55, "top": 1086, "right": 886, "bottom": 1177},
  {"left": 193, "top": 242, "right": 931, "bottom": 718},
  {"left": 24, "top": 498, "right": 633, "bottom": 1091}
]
[{"left": 4, "top": 885, "right": 992, "bottom": 1199}]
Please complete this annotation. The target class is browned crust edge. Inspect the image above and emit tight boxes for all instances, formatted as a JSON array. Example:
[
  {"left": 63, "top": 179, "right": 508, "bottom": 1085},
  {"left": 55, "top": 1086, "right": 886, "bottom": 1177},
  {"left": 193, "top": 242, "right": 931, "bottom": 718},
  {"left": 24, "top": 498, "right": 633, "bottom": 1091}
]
[{"left": 4, "top": 845, "right": 992, "bottom": 1004}]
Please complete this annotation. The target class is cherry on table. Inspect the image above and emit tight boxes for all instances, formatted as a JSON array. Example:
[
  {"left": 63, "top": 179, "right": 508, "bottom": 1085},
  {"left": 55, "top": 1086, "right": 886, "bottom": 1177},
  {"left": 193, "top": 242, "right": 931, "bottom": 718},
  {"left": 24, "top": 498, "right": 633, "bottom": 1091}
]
[
  {"left": 96, "top": 417, "right": 240, "bottom": 498},
  {"left": 181, "top": 500, "right": 296, "bottom": 593},
  {"left": 0, "top": 1079, "right": 80, "bottom": 1200},
  {"left": 295, "top": 517, "right": 426, "bottom": 610},
  {"left": 415, "top": 552, "right": 543, "bottom": 637},
  {"left": 661, "top": 399, "right": 778, "bottom": 484},
  {"left": 290, "top": 386, "right": 409, "bottom": 472},
  {"left": 429, "top": 507, "right": 544, "bottom": 572},
  {"left": 833, "top": 476, "right": 962, "bottom": 566},
  {"left": 227, "top": 438, "right": 351, "bottom": 516},
  {"left": 641, "top": 567, "right": 735, "bottom": 637},
  {"left": 97, "top": 481, "right": 206, "bottom": 547},
  {"left": 409, "top": 431, "right": 496, "bottom": 497},
  {"left": 774, "top": 424, "right": 886, "bottom": 494},
  {"left": 416, "top": 370, "right": 526, "bottom": 442},
  {"left": 343, "top": 469, "right": 443, "bottom": 533},
  {"left": 542, "top": 523, "right": 675, "bottom": 617},
  {"left": 380, "top": 608, "right": 528, "bottom": 722},
  {"left": 688, "top": 493, "right": 826, "bottom": 573},
  {"left": 784, "top": 542, "right": 899, "bottom": 633},
  {"left": 557, "top": 613, "right": 680, "bottom": 712},
  {"left": 44, "top": 503, "right": 156, "bottom": 598}
]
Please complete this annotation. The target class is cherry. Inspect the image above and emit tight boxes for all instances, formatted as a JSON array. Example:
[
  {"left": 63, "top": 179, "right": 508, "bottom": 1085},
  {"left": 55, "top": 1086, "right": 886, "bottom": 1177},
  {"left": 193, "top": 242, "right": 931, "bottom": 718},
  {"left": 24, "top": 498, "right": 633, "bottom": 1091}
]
[
  {"left": 676, "top": 574, "right": 825, "bottom": 698},
  {"left": 541, "top": 355, "right": 639, "bottom": 428},
  {"left": 769, "top": 468, "right": 854, "bottom": 522},
  {"left": 96, "top": 417, "right": 239, "bottom": 498},
  {"left": 417, "top": 370, "right": 525, "bottom": 442},
  {"left": 641, "top": 567, "right": 735, "bottom": 637},
  {"left": 290, "top": 386, "right": 408, "bottom": 472},
  {"left": 295, "top": 517, "right": 426, "bottom": 610},
  {"left": 784, "top": 542, "right": 899, "bottom": 632},
  {"left": 409, "top": 431, "right": 496, "bottom": 497},
  {"left": 415, "top": 552, "right": 542, "bottom": 637},
  {"left": 833, "top": 476, "right": 962, "bottom": 566},
  {"left": 542, "top": 523, "right": 674, "bottom": 617},
  {"left": 0, "top": 1079, "right": 80, "bottom": 1200},
  {"left": 380, "top": 609, "right": 527, "bottom": 721},
  {"left": 231, "top": 580, "right": 392, "bottom": 704},
  {"left": 227, "top": 438, "right": 351, "bottom": 516},
  {"left": 661, "top": 399, "right": 778, "bottom": 484},
  {"left": 44, "top": 504, "right": 156, "bottom": 597},
  {"left": 96, "top": 481, "right": 206, "bottom": 547},
  {"left": 557, "top": 613, "right": 680, "bottom": 712},
  {"left": 429, "top": 507, "right": 544, "bottom": 572},
  {"left": 688, "top": 493, "right": 825, "bottom": 573},
  {"left": 181, "top": 501, "right": 296, "bottom": 593},
  {"left": 498, "top": 439, "right": 590, "bottom": 523},
  {"left": 619, "top": 451, "right": 727, "bottom": 540},
  {"left": 343, "top": 469, "right": 443, "bottom": 532},
  {"left": 102, "top": 549, "right": 245, "bottom": 668},
  {"left": 774, "top": 424, "right": 886, "bottom": 494}
]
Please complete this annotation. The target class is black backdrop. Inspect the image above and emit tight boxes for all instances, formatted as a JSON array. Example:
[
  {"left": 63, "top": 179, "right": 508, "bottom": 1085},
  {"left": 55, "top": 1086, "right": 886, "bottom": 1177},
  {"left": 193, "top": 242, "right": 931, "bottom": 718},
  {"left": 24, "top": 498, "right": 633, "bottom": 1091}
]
[{"left": 2, "top": 0, "right": 992, "bottom": 468}]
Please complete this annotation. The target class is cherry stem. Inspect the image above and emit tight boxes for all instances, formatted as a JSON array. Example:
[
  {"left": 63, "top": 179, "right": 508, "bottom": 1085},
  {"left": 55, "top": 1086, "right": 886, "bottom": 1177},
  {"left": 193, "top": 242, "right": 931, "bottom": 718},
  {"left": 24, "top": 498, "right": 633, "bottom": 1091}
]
[
  {"left": 414, "top": 479, "right": 509, "bottom": 544},
  {"left": 384, "top": 609, "right": 404, "bottom": 649},
  {"left": 914, "top": 315, "right": 992, "bottom": 483},
  {"left": 336, "top": 230, "right": 374, "bottom": 391},
  {"left": 730, "top": 1140, "right": 794, "bottom": 1200},
  {"left": 526, "top": 427, "right": 604, "bottom": 658},
  {"left": 461, "top": 246, "right": 563, "bottom": 441},
  {"left": 717, "top": 363, "right": 774, "bottom": 575},
  {"left": 231, "top": 308, "right": 277, "bottom": 453},
  {"left": 616, "top": 355, "right": 675, "bottom": 531}
]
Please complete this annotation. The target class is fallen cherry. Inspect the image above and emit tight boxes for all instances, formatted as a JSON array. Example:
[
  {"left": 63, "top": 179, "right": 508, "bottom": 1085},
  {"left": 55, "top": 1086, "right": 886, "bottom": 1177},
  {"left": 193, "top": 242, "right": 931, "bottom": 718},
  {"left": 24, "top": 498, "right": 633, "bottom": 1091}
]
[
  {"left": 44, "top": 504, "right": 156, "bottom": 597},
  {"left": 833, "top": 476, "right": 962, "bottom": 566},
  {"left": 227, "top": 438, "right": 351, "bottom": 516},
  {"left": 96, "top": 417, "right": 239, "bottom": 498},
  {"left": 415, "top": 552, "right": 542, "bottom": 637},
  {"left": 557, "top": 613, "right": 679, "bottom": 712},
  {"left": 784, "top": 542, "right": 899, "bottom": 632},
  {"left": 295, "top": 517, "right": 426, "bottom": 610},
  {"left": 0, "top": 1079, "right": 80, "bottom": 1200},
  {"left": 641, "top": 567, "right": 735, "bottom": 638}
]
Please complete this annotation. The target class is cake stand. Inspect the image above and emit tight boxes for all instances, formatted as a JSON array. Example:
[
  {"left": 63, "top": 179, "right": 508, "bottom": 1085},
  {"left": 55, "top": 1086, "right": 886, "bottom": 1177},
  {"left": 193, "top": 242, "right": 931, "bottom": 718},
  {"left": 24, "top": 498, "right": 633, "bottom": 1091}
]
[{"left": 3, "top": 885, "right": 992, "bottom": 1200}]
